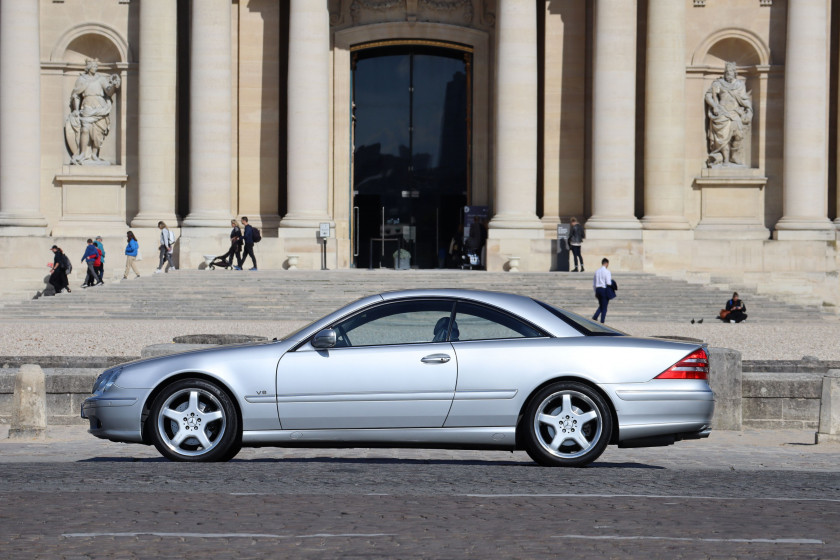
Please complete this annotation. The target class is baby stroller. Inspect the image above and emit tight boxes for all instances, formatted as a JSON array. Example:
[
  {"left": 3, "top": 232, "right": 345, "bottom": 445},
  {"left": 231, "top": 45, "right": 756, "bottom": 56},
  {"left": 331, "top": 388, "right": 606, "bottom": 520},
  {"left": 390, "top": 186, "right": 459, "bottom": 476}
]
[
  {"left": 460, "top": 249, "right": 480, "bottom": 270},
  {"left": 208, "top": 253, "right": 235, "bottom": 270}
]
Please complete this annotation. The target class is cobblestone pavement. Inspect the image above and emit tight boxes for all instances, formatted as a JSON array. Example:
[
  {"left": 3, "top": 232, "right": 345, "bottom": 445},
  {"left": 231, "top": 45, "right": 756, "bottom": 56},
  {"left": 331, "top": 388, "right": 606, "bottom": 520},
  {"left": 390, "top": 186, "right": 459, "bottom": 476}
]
[
  {"left": 1, "top": 426, "right": 839, "bottom": 558},
  {"left": 2, "top": 425, "right": 839, "bottom": 471}
]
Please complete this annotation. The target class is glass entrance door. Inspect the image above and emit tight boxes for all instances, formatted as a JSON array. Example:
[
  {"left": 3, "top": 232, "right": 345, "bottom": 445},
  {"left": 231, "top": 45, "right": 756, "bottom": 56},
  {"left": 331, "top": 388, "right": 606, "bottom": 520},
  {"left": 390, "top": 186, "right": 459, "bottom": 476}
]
[{"left": 352, "top": 44, "right": 470, "bottom": 269}]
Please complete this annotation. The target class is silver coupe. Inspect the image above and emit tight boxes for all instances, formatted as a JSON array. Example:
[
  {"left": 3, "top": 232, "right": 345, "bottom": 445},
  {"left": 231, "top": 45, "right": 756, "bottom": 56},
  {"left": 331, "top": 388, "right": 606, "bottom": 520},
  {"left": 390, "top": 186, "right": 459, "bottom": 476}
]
[{"left": 82, "top": 289, "right": 714, "bottom": 467}]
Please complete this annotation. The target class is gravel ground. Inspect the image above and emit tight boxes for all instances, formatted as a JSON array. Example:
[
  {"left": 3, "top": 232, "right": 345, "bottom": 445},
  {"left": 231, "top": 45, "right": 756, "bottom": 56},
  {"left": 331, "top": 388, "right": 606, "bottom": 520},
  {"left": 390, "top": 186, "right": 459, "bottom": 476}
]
[{"left": 0, "top": 318, "right": 838, "bottom": 361}]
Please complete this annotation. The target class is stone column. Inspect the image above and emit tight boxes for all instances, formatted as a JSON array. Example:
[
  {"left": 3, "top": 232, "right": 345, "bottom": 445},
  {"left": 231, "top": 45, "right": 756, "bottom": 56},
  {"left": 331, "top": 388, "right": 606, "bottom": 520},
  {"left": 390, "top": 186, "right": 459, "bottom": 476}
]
[
  {"left": 182, "top": 0, "right": 233, "bottom": 227},
  {"left": 488, "top": 0, "right": 542, "bottom": 232},
  {"left": 131, "top": 0, "right": 178, "bottom": 228},
  {"left": 586, "top": 0, "right": 641, "bottom": 238},
  {"left": 775, "top": 0, "right": 834, "bottom": 239},
  {"left": 640, "top": 0, "right": 689, "bottom": 230},
  {"left": 280, "top": 0, "right": 332, "bottom": 229},
  {"left": 0, "top": 0, "right": 47, "bottom": 233}
]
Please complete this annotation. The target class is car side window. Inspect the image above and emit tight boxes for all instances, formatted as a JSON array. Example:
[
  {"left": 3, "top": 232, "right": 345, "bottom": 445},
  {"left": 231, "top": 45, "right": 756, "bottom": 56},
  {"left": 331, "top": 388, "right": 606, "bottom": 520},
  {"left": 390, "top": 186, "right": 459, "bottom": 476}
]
[
  {"left": 332, "top": 300, "right": 455, "bottom": 347},
  {"left": 453, "top": 301, "right": 545, "bottom": 341}
]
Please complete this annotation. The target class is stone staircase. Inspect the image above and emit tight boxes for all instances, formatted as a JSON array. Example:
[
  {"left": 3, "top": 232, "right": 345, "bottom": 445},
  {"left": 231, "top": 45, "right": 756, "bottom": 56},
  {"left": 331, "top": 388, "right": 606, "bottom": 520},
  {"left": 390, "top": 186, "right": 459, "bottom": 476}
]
[{"left": 0, "top": 269, "right": 830, "bottom": 323}]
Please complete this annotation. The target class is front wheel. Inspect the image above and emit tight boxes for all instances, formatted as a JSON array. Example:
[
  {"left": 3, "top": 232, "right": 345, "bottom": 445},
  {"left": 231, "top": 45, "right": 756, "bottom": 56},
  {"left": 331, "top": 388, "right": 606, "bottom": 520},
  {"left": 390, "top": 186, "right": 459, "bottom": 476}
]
[
  {"left": 523, "top": 381, "right": 612, "bottom": 467},
  {"left": 150, "top": 378, "right": 241, "bottom": 462}
]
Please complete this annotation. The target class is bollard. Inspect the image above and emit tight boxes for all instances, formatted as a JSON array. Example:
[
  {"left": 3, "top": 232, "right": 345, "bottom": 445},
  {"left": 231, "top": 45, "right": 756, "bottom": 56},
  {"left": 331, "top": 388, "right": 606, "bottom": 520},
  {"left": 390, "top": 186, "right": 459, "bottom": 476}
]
[
  {"left": 707, "top": 347, "right": 742, "bottom": 430},
  {"left": 815, "top": 369, "right": 840, "bottom": 444},
  {"left": 8, "top": 364, "right": 47, "bottom": 439}
]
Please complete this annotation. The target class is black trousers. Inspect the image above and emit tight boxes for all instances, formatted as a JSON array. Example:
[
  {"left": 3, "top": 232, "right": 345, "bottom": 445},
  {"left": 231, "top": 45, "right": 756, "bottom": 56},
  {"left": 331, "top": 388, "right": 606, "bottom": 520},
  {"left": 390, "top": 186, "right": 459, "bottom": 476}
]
[
  {"left": 239, "top": 243, "right": 257, "bottom": 268},
  {"left": 570, "top": 245, "right": 583, "bottom": 268}
]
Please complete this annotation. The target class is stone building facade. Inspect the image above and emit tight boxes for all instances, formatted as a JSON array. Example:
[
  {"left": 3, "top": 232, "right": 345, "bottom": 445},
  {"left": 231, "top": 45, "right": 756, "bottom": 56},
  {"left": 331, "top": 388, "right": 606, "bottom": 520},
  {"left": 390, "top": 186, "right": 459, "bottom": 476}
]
[{"left": 1, "top": 0, "right": 839, "bottom": 305}]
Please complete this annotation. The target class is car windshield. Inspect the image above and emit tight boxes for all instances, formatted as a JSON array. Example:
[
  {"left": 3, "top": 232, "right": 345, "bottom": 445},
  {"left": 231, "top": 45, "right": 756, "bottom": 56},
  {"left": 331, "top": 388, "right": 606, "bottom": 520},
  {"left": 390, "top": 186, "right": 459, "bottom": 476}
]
[{"left": 533, "top": 299, "right": 625, "bottom": 336}]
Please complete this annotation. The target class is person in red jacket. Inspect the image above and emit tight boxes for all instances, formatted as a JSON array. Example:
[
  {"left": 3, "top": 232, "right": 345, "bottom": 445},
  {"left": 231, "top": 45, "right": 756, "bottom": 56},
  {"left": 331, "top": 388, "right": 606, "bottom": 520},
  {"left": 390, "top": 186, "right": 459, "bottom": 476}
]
[{"left": 81, "top": 239, "right": 103, "bottom": 288}]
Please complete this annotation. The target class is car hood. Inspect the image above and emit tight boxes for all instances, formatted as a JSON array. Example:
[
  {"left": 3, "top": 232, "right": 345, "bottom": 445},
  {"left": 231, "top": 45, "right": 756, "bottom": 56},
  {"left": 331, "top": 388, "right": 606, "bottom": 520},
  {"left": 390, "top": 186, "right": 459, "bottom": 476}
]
[{"left": 113, "top": 339, "right": 293, "bottom": 389}]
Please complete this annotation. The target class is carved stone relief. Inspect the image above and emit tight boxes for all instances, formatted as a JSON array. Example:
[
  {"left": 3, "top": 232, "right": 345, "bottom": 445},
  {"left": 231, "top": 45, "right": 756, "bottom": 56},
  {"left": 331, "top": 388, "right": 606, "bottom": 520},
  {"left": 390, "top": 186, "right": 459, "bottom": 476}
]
[{"left": 344, "top": 0, "right": 482, "bottom": 28}]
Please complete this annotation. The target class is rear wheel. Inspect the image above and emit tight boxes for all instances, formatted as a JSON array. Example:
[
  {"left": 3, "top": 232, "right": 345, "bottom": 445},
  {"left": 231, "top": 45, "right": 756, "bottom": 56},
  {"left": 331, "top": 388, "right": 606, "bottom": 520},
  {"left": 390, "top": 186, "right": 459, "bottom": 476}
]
[
  {"left": 523, "top": 381, "right": 612, "bottom": 467},
  {"left": 150, "top": 378, "right": 241, "bottom": 462}
]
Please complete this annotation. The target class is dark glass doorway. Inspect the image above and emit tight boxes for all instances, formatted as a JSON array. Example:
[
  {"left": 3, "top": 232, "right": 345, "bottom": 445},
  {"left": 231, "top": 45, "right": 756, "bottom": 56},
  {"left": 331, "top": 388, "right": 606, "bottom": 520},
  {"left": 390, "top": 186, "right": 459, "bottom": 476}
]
[{"left": 352, "top": 44, "right": 470, "bottom": 269}]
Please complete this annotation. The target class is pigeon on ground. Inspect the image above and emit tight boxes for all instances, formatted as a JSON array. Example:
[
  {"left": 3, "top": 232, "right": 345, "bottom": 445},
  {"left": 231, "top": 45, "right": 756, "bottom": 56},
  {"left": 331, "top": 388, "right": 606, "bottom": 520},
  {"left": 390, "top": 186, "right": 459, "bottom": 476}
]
[{"left": 690, "top": 319, "right": 695, "bottom": 324}]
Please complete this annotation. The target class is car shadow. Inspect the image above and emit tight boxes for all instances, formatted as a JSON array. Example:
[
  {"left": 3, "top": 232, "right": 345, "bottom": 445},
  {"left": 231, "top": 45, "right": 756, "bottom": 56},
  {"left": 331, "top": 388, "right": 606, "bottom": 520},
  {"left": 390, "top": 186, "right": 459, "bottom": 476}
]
[{"left": 78, "top": 456, "right": 663, "bottom": 468}]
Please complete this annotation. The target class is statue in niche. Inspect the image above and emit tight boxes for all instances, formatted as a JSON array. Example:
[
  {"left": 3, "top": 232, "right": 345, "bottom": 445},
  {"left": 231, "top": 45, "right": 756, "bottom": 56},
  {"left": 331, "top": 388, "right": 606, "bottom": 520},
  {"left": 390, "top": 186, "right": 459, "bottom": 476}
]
[
  {"left": 704, "top": 61, "right": 753, "bottom": 168},
  {"left": 64, "top": 58, "right": 121, "bottom": 165}
]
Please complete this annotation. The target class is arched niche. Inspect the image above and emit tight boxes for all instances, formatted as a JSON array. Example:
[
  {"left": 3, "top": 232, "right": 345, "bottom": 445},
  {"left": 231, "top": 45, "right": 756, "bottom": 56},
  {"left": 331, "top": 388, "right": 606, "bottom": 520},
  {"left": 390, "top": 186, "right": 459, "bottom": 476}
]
[
  {"left": 691, "top": 28, "right": 770, "bottom": 68},
  {"left": 688, "top": 29, "right": 774, "bottom": 172},
  {"left": 688, "top": 29, "right": 776, "bottom": 240}
]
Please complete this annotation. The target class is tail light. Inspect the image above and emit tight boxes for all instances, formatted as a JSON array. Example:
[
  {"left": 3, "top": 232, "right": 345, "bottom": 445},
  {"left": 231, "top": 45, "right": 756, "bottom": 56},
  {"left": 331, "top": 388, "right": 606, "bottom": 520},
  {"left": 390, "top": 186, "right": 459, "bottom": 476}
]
[{"left": 655, "top": 349, "right": 709, "bottom": 380}]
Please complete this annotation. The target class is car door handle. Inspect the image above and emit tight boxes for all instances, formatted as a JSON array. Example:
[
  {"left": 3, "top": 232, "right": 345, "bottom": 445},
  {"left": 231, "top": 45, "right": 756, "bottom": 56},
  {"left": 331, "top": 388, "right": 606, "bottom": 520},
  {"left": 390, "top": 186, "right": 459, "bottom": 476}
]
[{"left": 421, "top": 353, "right": 451, "bottom": 364}]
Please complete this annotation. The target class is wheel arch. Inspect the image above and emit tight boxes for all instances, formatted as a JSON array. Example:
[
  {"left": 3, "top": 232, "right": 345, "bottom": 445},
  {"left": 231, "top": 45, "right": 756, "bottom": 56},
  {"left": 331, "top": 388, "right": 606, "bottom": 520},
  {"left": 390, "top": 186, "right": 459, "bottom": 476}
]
[
  {"left": 514, "top": 376, "right": 620, "bottom": 449},
  {"left": 140, "top": 372, "right": 243, "bottom": 445}
]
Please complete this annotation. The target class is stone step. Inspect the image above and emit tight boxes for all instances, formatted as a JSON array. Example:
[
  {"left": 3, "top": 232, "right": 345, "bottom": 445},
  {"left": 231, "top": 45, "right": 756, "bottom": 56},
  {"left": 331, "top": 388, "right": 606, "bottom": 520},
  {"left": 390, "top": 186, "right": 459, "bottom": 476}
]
[{"left": 0, "top": 269, "right": 828, "bottom": 323}]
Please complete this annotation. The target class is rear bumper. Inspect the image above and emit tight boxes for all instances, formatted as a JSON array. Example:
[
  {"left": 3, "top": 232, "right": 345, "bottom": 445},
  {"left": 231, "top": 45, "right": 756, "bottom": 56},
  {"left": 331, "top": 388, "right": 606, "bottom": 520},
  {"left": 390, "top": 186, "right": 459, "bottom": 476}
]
[{"left": 602, "top": 381, "right": 715, "bottom": 443}]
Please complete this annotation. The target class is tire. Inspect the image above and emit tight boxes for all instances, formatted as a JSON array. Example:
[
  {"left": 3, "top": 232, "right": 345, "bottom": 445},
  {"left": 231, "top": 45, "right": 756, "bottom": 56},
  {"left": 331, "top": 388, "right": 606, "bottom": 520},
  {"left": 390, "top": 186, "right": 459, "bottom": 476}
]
[
  {"left": 150, "top": 378, "right": 241, "bottom": 462},
  {"left": 523, "top": 381, "right": 612, "bottom": 467}
]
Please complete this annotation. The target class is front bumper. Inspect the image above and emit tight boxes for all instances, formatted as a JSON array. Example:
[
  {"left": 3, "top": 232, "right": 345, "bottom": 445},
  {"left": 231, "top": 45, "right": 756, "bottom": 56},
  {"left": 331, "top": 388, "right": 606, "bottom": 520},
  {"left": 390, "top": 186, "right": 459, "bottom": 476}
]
[{"left": 81, "top": 391, "right": 146, "bottom": 443}]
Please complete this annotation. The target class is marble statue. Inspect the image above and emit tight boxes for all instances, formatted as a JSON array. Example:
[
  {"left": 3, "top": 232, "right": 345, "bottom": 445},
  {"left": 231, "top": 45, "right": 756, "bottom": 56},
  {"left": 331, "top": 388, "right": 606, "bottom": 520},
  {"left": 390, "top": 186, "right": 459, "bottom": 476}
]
[
  {"left": 704, "top": 61, "right": 753, "bottom": 168},
  {"left": 64, "top": 58, "right": 121, "bottom": 165}
]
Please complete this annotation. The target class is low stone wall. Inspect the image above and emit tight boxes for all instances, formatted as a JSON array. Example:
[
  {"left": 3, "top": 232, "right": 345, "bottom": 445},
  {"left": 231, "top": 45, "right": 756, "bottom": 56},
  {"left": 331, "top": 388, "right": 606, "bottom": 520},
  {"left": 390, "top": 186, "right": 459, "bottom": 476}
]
[
  {"left": 742, "top": 372, "right": 824, "bottom": 429},
  {"left": 1, "top": 354, "right": 836, "bottom": 429},
  {"left": 740, "top": 359, "right": 840, "bottom": 430}
]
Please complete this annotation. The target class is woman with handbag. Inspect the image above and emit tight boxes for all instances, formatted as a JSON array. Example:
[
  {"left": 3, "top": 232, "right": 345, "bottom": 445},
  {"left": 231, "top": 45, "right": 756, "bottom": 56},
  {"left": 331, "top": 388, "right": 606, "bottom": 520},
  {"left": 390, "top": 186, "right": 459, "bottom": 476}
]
[{"left": 723, "top": 292, "right": 748, "bottom": 323}]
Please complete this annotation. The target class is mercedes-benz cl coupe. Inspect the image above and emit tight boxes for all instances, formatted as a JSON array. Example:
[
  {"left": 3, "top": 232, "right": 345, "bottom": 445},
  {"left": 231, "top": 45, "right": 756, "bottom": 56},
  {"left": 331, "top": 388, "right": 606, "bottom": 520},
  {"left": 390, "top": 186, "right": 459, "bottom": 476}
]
[{"left": 82, "top": 289, "right": 714, "bottom": 467}]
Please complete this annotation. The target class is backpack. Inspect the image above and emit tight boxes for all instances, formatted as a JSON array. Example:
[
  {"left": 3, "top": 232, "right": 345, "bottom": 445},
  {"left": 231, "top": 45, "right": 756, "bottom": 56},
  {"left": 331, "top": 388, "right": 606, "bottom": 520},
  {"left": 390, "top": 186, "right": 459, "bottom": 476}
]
[
  {"left": 251, "top": 227, "right": 261, "bottom": 243},
  {"left": 63, "top": 254, "right": 72, "bottom": 274}
]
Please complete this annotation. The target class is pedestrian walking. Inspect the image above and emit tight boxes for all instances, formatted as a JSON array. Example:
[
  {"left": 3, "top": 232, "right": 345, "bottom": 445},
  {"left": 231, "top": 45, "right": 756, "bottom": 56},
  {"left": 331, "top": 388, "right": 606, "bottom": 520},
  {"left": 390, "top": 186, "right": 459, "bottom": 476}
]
[
  {"left": 94, "top": 235, "right": 106, "bottom": 282},
  {"left": 592, "top": 257, "right": 612, "bottom": 324},
  {"left": 224, "top": 219, "right": 243, "bottom": 269},
  {"left": 237, "top": 216, "right": 258, "bottom": 271},
  {"left": 48, "top": 245, "right": 71, "bottom": 294},
  {"left": 569, "top": 217, "right": 585, "bottom": 272},
  {"left": 124, "top": 231, "right": 141, "bottom": 279},
  {"left": 155, "top": 221, "right": 176, "bottom": 273},
  {"left": 81, "top": 238, "right": 102, "bottom": 288}
]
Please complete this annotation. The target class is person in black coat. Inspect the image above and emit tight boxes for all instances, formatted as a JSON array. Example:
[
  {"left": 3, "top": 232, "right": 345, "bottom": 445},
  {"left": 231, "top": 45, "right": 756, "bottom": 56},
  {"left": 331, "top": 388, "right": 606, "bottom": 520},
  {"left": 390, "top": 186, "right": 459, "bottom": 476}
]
[
  {"left": 48, "top": 245, "right": 71, "bottom": 294},
  {"left": 725, "top": 292, "right": 748, "bottom": 323}
]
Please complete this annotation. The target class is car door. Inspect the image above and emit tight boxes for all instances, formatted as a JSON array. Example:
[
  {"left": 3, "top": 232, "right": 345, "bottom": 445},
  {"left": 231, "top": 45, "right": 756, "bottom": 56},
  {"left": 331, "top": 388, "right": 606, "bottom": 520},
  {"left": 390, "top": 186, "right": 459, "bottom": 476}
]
[
  {"left": 276, "top": 299, "right": 458, "bottom": 430},
  {"left": 445, "top": 300, "right": 550, "bottom": 427}
]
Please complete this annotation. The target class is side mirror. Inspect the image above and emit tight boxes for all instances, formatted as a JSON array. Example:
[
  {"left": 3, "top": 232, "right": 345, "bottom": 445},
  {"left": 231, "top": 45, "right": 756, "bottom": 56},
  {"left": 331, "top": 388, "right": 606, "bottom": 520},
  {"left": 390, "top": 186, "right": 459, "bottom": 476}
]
[{"left": 311, "top": 328, "right": 337, "bottom": 349}]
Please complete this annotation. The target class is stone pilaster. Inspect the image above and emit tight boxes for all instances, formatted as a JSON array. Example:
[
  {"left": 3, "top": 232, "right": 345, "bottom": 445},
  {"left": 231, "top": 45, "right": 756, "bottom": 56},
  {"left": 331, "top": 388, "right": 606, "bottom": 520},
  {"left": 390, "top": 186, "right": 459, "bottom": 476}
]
[
  {"left": 586, "top": 0, "right": 641, "bottom": 239},
  {"left": 774, "top": 0, "right": 833, "bottom": 239},
  {"left": 486, "top": 0, "right": 546, "bottom": 271},
  {"left": 182, "top": 0, "right": 233, "bottom": 227},
  {"left": 489, "top": 0, "right": 542, "bottom": 232},
  {"left": 131, "top": 0, "right": 178, "bottom": 228},
  {"left": 280, "top": 0, "right": 332, "bottom": 230},
  {"left": 0, "top": 0, "right": 47, "bottom": 234},
  {"left": 641, "top": 0, "right": 690, "bottom": 230}
]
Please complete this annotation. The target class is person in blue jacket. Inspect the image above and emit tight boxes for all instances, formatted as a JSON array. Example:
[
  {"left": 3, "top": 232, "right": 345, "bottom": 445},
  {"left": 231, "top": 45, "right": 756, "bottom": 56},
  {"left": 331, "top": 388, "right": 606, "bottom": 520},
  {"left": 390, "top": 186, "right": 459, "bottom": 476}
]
[
  {"left": 235, "top": 216, "right": 258, "bottom": 271},
  {"left": 123, "top": 231, "right": 140, "bottom": 279},
  {"left": 81, "top": 239, "right": 101, "bottom": 288}
]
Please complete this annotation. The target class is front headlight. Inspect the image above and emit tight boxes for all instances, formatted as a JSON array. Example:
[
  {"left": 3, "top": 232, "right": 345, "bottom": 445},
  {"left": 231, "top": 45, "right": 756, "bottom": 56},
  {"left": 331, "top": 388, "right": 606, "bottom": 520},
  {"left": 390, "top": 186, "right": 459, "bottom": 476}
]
[{"left": 92, "top": 367, "right": 123, "bottom": 394}]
